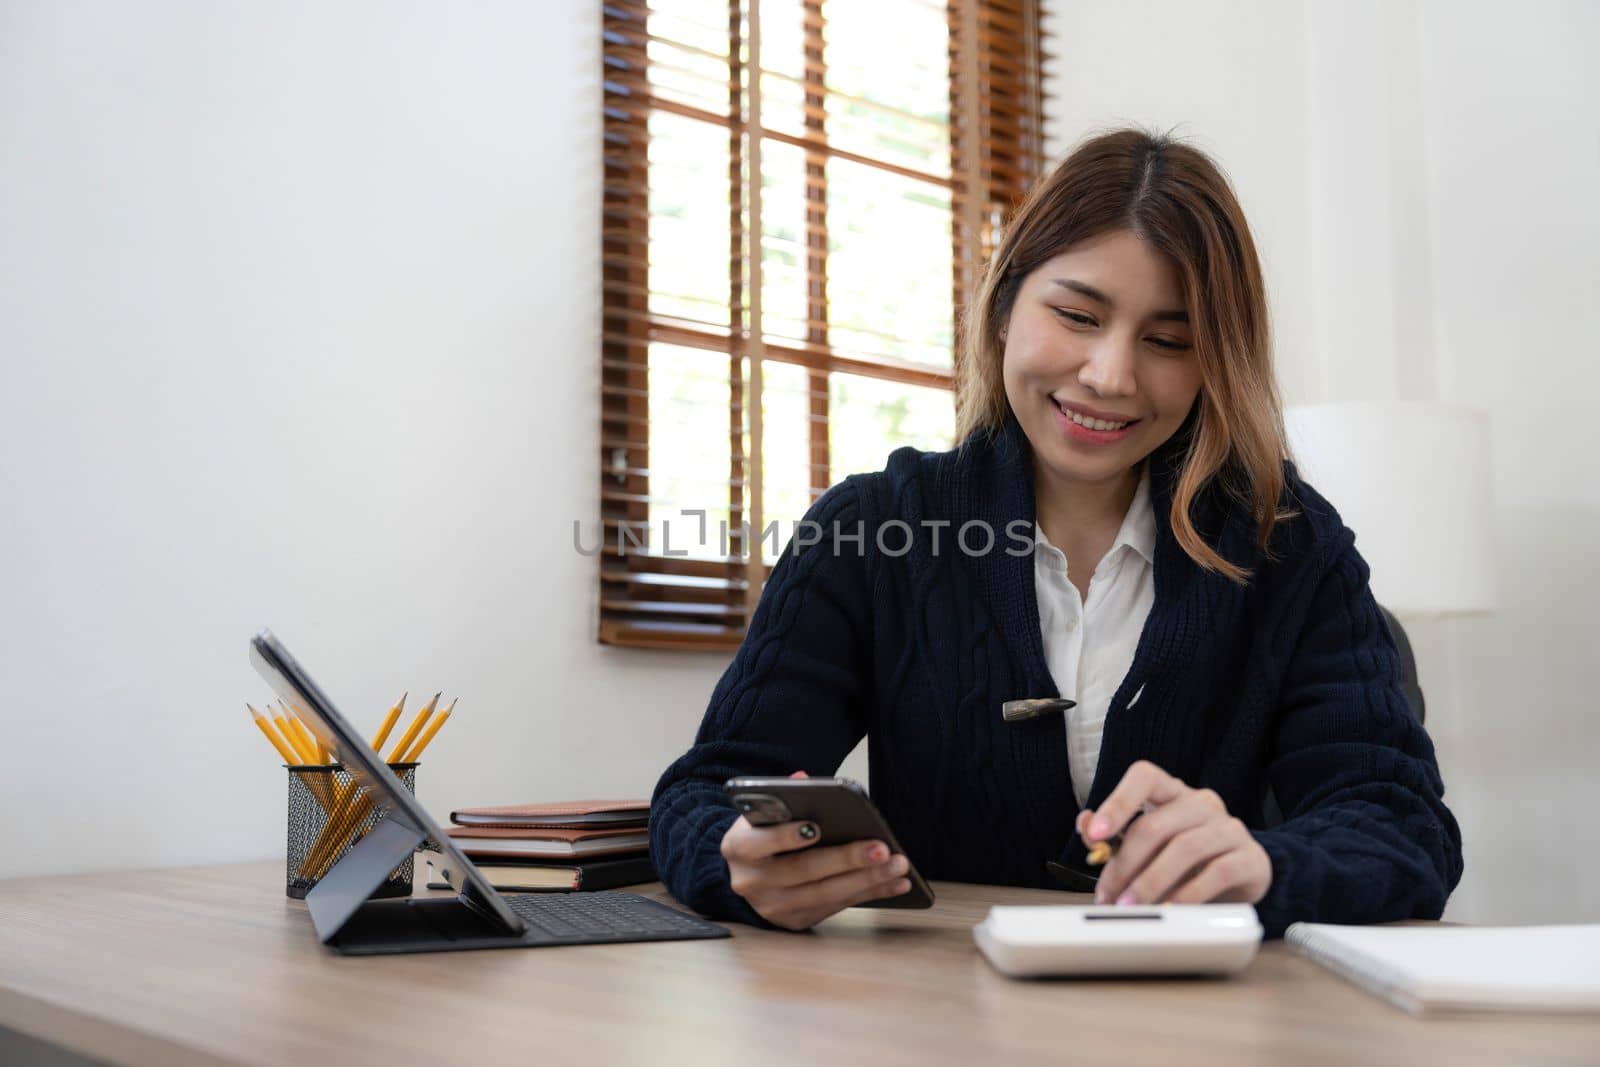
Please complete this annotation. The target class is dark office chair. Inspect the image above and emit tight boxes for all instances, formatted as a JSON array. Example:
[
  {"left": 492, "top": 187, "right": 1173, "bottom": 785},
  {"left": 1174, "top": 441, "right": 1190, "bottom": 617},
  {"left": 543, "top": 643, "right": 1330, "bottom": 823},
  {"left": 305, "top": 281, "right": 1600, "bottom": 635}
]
[{"left": 1376, "top": 603, "right": 1426, "bottom": 725}]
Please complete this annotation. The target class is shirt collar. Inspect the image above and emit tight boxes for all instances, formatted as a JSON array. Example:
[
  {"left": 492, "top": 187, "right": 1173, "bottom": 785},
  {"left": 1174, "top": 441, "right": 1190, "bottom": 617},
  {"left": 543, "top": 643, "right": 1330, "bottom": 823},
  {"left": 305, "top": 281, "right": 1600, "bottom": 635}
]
[
  {"left": 1118, "top": 463, "right": 1158, "bottom": 565},
  {"left": 950, "top": 411, "right": 1206, "bottom": 702},
  {"left": 1034, "top": 463, "right": 1157, "bottom": 568}
]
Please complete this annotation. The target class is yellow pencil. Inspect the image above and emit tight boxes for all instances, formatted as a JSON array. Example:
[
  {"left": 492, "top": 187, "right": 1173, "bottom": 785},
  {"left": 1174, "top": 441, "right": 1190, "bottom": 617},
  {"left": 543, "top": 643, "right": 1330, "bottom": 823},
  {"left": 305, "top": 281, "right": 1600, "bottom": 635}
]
[
  {"left": 274, "top": 706, "right": 318, "bottom": 764},
  {"left": 282, "top": 704, "right": 320, "bottom": 763},
  {"left": 370, "top": 692, "right": 407, "bottom": 752},
  {"left": 307, "top": 695, "right": 457, "bottom": 879},
  {"left": 254, "top": 704, "right": 337, "bottom": 813},
  {"left": 290, "top": 712, "right": 322, "bottom": 765},
  {"left": 295, "top": 710, "right": 331, "bottom": 765},
  {"left": 304, "top": 692, "right": 420, "bottom": 874},
  {"left": 307, "top": 794, "right": 378, "bottom": 880},
  {"left": 303, "top": 693, "right": 437, "bottom": 878},
  {"left": 385, "top": 692, "right": 440, "bottom": 764},
  {"left": 401, "top": 698, "right": 455, "bottom": 762},
  {"left": 300, "top": 769, "right": 372, "bottom": 877},
  {"left": 276, "top": 702, "right": 304, "bottom": 749},
  {"left": 282, "top": 703, "right": 325, "bottom": 764},
  {"left": 263, "top": 705, "right": 307, "bottom": 765},
  {"left": 248, "top": 704, "right": 301, "bottom": 764}
]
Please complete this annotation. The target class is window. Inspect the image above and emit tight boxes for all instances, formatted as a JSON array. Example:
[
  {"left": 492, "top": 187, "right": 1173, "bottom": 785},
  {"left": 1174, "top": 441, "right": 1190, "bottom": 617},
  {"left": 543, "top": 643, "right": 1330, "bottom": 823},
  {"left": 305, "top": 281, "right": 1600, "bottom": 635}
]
[{"left": 599, "top": 0, "right": 1047, "bottom": 649}]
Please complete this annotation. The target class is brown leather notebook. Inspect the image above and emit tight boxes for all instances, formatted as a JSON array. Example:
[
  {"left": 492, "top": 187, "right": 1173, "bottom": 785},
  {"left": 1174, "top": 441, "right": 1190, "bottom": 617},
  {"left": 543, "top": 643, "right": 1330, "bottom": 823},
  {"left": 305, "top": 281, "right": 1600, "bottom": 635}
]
[
  {"left": 423, "top": 852, "right": 656, "bottom": 892},
  {"left": 445, "top": 824, "right": 650, "bottom": 858},
  {"left": 449, "top": 799, "right": 649, "bottom": 829}
]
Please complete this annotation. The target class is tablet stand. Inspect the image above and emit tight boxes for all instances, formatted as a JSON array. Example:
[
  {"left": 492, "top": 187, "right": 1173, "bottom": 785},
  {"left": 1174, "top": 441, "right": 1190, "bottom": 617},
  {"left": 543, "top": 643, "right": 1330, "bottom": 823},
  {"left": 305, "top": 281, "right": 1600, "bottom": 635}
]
[{"left": 303, "top": 812, "right": 516, "bottom": 954}]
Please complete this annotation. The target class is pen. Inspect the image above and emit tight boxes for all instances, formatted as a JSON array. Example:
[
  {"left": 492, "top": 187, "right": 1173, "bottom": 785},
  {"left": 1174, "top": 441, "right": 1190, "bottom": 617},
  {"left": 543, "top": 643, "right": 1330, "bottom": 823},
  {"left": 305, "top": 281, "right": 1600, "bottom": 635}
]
[{"left": 1083, "top": 809, "right": 1144, "bottom": 866}]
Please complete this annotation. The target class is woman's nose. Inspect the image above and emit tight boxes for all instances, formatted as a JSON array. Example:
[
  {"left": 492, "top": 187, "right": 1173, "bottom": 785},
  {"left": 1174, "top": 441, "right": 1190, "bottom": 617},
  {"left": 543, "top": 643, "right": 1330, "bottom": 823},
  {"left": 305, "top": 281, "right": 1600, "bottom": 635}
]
[{"left": 1077, "top": 337, "right": 1137, "bottom": 397}]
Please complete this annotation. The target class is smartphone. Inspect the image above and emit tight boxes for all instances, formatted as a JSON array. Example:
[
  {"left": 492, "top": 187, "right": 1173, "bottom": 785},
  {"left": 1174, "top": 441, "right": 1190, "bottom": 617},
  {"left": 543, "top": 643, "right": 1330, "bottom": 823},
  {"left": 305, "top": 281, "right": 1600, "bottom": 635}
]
[{"left": 723, "top": 776, "right": 934, "bottom": 909}]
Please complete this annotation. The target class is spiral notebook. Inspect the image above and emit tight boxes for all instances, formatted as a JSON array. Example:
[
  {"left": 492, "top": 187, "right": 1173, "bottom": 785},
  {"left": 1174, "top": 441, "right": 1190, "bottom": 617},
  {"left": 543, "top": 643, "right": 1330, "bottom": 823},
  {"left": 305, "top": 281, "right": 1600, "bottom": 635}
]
[{"left": 1286, "top": 922, "right": 1600, "bottom": 1016}]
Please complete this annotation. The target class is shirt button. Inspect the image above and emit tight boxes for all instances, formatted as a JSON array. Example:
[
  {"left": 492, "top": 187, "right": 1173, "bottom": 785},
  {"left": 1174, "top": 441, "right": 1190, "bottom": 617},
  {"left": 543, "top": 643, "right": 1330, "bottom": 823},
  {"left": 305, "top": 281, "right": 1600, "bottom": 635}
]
[{"left": 1065, "top": 617, "right": 1078, "bottom": 630}]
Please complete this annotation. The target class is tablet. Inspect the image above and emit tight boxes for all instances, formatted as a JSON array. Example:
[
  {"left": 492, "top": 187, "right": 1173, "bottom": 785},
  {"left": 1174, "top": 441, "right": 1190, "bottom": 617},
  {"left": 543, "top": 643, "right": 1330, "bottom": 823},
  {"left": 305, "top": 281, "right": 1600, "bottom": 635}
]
[
  {"left": 250, "top": 629, "right": 729, "bottom": 954},
  {"left": 250, "top": 629, "right": 529, "bottom": 937}
]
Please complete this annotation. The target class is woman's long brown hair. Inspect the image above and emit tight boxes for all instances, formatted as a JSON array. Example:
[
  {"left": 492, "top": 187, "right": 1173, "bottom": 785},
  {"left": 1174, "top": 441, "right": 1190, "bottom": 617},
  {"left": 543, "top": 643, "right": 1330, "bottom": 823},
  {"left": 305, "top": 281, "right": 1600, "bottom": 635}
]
[{"left": 956, "top": 127, "right": 1295, "bottom": 583}]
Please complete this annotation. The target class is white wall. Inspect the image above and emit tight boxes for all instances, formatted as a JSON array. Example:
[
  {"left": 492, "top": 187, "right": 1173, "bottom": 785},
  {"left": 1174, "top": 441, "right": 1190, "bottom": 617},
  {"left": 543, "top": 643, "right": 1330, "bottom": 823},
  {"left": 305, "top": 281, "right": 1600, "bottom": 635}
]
[
  {"left": 1046, "top": 0, "right": 1600, "bottom": 924},
  {"left": 1042, "top": 0, "right": 1319, "bottom": 407},
  {"left": 0, "top": 0, "right": 734, "bottom": 879},
  {"left": 1414, "top": 0, "right": 1600, "bottom": 923}
]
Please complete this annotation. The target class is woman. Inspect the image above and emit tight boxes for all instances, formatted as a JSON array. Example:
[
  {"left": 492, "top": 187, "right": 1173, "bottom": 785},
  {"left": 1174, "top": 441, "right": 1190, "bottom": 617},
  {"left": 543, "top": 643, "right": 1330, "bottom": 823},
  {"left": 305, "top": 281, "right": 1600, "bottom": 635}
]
[{"left": 648, "top": 128, "right": 1463, "bottom": 937}]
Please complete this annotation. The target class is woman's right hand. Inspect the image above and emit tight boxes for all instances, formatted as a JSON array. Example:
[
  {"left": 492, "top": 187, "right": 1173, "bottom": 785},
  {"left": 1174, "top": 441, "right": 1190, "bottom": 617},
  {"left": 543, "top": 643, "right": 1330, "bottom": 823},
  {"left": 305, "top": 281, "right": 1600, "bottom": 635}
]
[{"left": 718, "top": 815, "right": 912, "bottom": 930}]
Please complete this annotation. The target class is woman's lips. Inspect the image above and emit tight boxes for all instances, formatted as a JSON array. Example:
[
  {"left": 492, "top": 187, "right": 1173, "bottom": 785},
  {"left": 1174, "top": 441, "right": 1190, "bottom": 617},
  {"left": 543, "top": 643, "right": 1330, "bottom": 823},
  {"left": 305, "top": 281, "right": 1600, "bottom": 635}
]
[{"left": 1051, "top": 397, "right": 1139, "bottom": 444}]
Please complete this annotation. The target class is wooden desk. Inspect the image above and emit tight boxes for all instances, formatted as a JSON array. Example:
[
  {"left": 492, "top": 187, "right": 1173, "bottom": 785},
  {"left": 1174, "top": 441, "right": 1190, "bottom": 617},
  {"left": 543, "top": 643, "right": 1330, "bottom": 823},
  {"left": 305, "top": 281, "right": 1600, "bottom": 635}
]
[{"left": 0, "top": 862, "right": 1593, "bottom": 1067}]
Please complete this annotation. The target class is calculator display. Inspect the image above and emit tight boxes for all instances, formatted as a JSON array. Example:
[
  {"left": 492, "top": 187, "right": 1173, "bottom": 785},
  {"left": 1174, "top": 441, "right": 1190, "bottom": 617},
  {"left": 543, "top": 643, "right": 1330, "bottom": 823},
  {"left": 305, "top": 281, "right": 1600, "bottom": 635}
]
[{"left": 1085, "top": 912, "right": 1165, "bottom": 920}]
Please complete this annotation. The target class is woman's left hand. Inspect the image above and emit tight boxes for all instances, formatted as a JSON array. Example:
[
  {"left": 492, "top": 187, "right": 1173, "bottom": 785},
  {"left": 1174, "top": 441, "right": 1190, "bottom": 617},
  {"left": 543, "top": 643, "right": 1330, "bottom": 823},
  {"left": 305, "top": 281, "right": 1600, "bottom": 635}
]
[{"left": 1079, "top": 760, "right": 1272, "bottom": 906}]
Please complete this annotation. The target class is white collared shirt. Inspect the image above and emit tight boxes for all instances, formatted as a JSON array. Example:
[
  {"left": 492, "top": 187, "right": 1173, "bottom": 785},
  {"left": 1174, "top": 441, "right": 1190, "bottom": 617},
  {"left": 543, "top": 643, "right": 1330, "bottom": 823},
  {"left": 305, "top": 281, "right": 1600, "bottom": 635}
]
[{"left": 1033, "top": 465, "right": 1157, "bottom": 807}]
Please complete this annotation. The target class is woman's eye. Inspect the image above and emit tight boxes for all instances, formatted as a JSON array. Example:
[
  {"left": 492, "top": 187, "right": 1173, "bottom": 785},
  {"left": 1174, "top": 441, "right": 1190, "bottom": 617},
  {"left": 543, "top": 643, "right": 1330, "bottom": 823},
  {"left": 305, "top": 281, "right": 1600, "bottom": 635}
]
[
  {"left": 1147, "top": 337, "right": 1191, "bottom": 351},
  {"left": 1052, "top": 308, "right": 1094, "bottom": 326}
]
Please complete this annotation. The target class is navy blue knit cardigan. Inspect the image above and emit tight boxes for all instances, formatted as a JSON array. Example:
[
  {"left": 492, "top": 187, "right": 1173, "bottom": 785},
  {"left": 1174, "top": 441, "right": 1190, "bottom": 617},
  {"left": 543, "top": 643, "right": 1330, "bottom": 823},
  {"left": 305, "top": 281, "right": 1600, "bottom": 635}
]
[{"left": 649, "top": 418, "right": 1463, "bottom": 938}]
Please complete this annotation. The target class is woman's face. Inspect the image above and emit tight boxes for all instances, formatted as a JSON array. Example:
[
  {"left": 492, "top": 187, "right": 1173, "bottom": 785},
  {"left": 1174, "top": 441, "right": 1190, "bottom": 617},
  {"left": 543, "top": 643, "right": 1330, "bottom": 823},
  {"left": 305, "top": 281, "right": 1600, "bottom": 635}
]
[{"left": 1001, "top": 229, "right": 1204, "bottom": 491}]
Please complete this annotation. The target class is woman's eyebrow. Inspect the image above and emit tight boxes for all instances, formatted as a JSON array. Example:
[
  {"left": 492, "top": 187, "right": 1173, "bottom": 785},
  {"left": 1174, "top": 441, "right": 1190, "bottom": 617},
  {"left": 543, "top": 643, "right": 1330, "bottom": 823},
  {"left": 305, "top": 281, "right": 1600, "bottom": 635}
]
[{"left": 1048, "top": 278, "right": 1189, "bottom": 323}]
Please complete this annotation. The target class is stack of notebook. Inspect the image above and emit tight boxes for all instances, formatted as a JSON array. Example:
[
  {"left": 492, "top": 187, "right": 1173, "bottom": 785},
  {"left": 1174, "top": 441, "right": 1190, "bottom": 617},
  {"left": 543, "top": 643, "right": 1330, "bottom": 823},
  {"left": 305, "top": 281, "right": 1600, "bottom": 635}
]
[{"left": 428, "top": 799, "right": 654, "bottom": 892}]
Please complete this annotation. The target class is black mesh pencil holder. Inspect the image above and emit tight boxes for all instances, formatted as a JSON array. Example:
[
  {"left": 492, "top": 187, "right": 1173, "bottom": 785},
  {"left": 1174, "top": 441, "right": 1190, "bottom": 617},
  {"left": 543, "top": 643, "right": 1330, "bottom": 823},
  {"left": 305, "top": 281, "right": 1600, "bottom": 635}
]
[{"left": 285, "top": 763, "right": 418, "bottom": 899}]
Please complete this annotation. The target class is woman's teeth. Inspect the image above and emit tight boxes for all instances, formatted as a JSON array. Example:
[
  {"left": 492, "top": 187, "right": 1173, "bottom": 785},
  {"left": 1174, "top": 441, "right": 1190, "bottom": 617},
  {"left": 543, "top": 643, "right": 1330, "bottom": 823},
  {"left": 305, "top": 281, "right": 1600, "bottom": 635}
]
[{"left": 1059, "top": 404, "right": 1131, "bottom": 431}]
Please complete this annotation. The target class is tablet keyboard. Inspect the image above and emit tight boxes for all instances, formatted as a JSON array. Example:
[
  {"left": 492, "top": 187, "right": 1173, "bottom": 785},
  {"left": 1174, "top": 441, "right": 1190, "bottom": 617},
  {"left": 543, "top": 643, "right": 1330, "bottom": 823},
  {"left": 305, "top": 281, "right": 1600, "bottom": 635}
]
[{"left": 503, "top": 891, "right": 728, "bottom": 943}]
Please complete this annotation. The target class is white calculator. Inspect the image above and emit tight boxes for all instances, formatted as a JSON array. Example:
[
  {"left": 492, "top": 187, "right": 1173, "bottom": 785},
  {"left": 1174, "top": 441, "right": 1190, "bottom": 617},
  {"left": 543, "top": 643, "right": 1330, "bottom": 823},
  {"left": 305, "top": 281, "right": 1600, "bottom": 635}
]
[{"left": 974, "top": 904, "right": 1263, "bottom": 977}]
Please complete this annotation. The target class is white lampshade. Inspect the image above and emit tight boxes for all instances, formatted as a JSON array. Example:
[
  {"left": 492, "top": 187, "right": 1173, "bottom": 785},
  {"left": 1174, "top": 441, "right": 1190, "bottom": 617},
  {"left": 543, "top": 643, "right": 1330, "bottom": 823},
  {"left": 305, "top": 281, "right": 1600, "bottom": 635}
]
[{"left": 1284, "top": 402, "right": 1496, "bottom": 618}]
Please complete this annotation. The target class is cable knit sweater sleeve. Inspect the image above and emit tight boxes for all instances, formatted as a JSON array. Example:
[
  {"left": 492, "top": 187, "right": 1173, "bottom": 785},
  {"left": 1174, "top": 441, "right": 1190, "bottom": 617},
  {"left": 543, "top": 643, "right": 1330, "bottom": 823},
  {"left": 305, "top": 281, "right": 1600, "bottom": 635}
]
[
  {"left": 649, "top": 481, "right": 872, "bottom": 926},
  {"left": 1250, "top": 534, "right": 1465, "bottom": 937}
]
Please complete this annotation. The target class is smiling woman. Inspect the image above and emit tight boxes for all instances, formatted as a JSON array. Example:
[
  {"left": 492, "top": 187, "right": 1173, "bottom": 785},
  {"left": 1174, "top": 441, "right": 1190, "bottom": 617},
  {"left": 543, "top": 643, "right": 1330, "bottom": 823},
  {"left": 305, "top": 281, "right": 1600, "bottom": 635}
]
[
  {"left": 1002, "top": 231, "right": 1204, "bottom": 573},
  {"left": 650, "top": 127, "right": 1462, "bottom": 939},
  {"left": 962, "top": 130, "right": 1290, "bottom": 587}
]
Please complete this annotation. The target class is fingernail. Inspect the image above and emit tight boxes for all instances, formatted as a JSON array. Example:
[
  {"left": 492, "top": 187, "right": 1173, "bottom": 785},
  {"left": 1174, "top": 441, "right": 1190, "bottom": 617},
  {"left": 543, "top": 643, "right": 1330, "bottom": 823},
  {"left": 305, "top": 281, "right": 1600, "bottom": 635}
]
[
  {"left": 1089, "top": 816, "right": 1110, "bottom": 838},
  {"left": 893, "top": 879, "right": 911, "bottom": 894},
  {"left": 867, "top": 843, "right": 888, "bottom": 862},
  {"left": 798, "top": 822, "right": 818, "bottom": 840},
  {"left": 1116, "top": 890, "right": 1138, "bottom": 906},
  {"left": 890, "top": 855, "right": 909, "bottom": 875}
]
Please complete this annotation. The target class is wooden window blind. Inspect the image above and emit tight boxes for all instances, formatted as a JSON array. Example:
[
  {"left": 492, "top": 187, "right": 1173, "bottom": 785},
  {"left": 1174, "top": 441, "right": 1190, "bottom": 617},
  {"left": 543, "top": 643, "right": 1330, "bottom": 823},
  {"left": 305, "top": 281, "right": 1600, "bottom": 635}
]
[{"left": 599, "top": 0, "right": 1048, "bottom": 651}]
